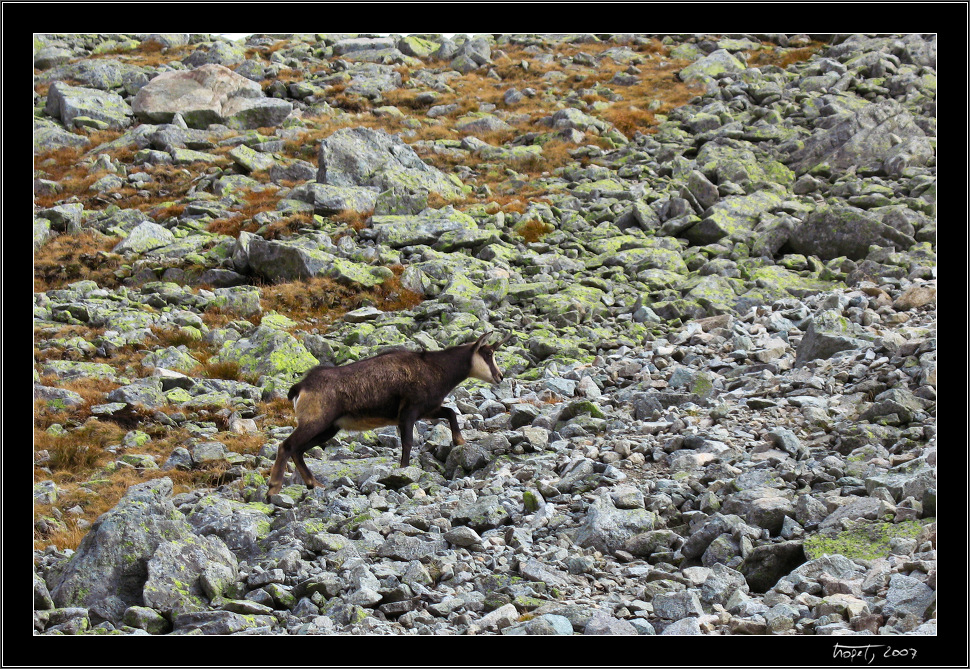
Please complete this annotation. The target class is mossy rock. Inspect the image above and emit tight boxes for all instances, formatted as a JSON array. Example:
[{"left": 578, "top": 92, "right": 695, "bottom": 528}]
[{"left": 803, "top": 519, "right": 929, "bottom": 561}]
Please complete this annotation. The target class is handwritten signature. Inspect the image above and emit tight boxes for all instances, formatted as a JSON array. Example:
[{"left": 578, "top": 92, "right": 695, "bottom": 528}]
[{"left": 833, "top": 643, "right": 918, "bottom": 664}]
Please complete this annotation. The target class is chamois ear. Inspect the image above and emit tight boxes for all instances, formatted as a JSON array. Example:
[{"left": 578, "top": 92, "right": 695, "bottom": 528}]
[
  {"left": 495, "top": 332, "right": 512, "bottom": 349},
  {"left": 472, "top": 331, "right": 493, "bottom": 351}
]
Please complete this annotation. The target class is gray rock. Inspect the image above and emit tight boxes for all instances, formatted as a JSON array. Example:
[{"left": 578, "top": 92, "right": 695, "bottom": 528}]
[
  {"left": 49, "top": 479, "right": 194, "bottom": 622},
  {"left": 789, "top": 205, "right": 916, "bottom": 261},
  {"left": 112, "top": 221, "right": 176, "bottom": 255},
  {"left": 740, "top": 540, "right": 806, "bottom": 593},
  {"left": 794, "top": 309, "right": 874, "bottom": 366},
  {"left": 288, "top": 182, "right": 379, "bottom": 216},
  {"left": 701, "top": 563, "right": 750, "bottom": 606},
  {"left": 574, "top": 491, "right": 658, "bottom": 554},
  {"left": 584, "top": 610, "right": 639, "bottom": 635},
  {"left": 122, "top": 605, "right": 171, "bottom": 634},
  {"left": 682, "top": 513, "right": 743, "bottom": 559},
  {"left": 211, "top": 325, "right": 318, "bottom": 380},
  {"left": 106, "top": 378, "right": 167, "bottom": 409},
  {"left": 660, "top": 616, "right": 703, "bottom": 634},
  {"left": 883, "top": 573, "right": 935, "bottom": 619},
  {"left": 172, "top": 609, "right": 275, "bottom": 634},
  {"left": 787, "top": 99, "right": 931, "bottom": 175},
  {"left": 377, "top": 533, "right": 447, "bottom": 561},
  {"left": 143, "top": 534, "right": 239, "bottom": 617},
  {"left": 371, "top": 206, "right": 478, "bottom": 248},
  {"left": 524, "top": 613, "right": 574, "bottom": 635},
  {"left": 132, "top": 64, "right": 291, "bottom": 129},
  {"left": 653, "top": 589, "right": 704, "bottom": 619},
  {"left": 316, "top": 126, "right": 462, "bottom": 199},
  {"left": 45, "top": 82, "right": 133, "bottom": 129},
  {"left": 452, "top": 495, "right": 512, "bottom": 532}
]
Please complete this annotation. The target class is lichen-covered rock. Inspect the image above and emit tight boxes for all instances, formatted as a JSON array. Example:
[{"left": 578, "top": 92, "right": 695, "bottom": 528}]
[
  {"left": 695, "top": 139, "right": 794, "bottom": 192},
  {"left": 678, "top": 49, "right": 747, "bottom": 86},
  {"left": 45, "top": 82, "right": 133, "bottom": 129},
  {"left": 804, "top": 519, "right": 926, "bottom": 560},
  {"left": 316, "top": 126, "right": 462, "bottom": 199},
  {"left": 794, "top": 308, "right": 875, "bottom": 366},
  {"left": 788, "top": 205, "right": 917, "bottom": 261},
  {"left": 210, "top": 285, "right": 263, "bottom": 317},
  {"left": 684, "top": 186, "right": 788, "bottom": 245},
  {"left": 48, "top": 479, "right": 194, "bottom": 622},
  {"left": 372, "top": 206, "right": 477, "bottom": 248},
  {"left": 143, "top": 534, "right": 239, "bottom": 617},
  {"left": 213, "top": 324, "right": 318, "bottom": 381},
  {"left": 288, "top": 182, "right": 379, "bottom": 216},
  {"left": 787, "top": 99, "right": 931, "bottom": 174},
  {"left": 112, "top": 221, "right": 176, "bottom": 255}
]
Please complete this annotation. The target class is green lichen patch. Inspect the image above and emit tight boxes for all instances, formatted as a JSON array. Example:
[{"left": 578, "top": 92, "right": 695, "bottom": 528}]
[{"left": 803, "top": 519, "right": 928, "bottom": 561}]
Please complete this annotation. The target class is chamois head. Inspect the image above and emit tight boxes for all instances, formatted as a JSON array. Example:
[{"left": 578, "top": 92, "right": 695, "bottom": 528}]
[{"left": 468, "top": 331, "right": 512, "bottom": 385}]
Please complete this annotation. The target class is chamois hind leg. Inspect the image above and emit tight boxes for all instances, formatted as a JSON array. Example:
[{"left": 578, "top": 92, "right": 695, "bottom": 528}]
[
  {"left": 267, "top": 422, "right": 333, "bottom": 496},
  {"left": 426, "top": 406, "right": 464, "bottom": 445}
]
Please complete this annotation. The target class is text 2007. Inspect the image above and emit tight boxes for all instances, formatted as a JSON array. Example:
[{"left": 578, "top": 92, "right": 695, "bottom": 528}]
[{"left": 833, "top": 644, "right": 917, "bottom": 664}]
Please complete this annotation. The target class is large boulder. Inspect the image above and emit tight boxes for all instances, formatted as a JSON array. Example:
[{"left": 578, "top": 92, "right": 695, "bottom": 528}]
[
  {"left": 45, "top": 82, "right": 133, "bottom": 130},
  {"left": 316, "top": 127, "right": 463, "bottom": 199},
  {"left": 48, "top": 479, "right": 195, "bottom": 623},
  {"left": 142, "top": 535, "right": 239, "bottom": 617},
  {"left": 244, "top": 235, "right": 391, "bottom": 287},
  {"left": 788, "top": 204, "right": 916, "bottom": 260},
  {"left": 132, "top": 64, "right": 292, "bottom": 129},
  {"left": 786, "top": 99, "right": 932, "bottom": 175}
]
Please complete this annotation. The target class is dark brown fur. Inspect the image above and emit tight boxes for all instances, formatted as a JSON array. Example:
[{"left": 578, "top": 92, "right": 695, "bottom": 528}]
[{"left": 267, "top": 332, "right": 510, "bottom": 496}]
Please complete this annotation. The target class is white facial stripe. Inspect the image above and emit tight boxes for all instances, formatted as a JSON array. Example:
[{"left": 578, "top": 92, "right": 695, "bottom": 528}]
[{"left": 470, "top": 351, "right": 497, "bottom": 383}]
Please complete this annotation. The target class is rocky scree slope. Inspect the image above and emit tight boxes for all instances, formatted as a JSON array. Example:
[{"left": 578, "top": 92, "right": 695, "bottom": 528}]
[{"left": 33, "top": 33, "right": 936, "bottom": 636}]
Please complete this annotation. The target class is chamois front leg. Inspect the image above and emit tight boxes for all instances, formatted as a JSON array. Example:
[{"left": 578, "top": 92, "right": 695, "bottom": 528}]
[
  {"left": 267, "top": 423, "right": 336, "bottom": 496},
  {"left": 291, "top": 425, "right": 338, "bottom": 491},
  {"left": 267, "top": 441, "right": 291, "bottom": 497},
  {"left": 427, "top": 406, "right": 464, "bottom": 445}
]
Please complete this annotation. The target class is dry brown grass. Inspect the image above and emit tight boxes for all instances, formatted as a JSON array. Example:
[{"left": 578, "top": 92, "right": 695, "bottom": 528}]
[
  {"left": 206, "top": 186, "right": 283, "bottom": 237},
  {"left": 260, "top": 268, "right": 423, "bottom": 329},
  {"left": 34, "top": 463, "right": 198, "bottom": 551},
  {"left": 747, "top": 44, "right": 826, "bottom": 69},
  {"left": 258, "top": 211, "right": 316, "bottom": 240},
  {"left": 82, "top": 39, "right": 195, "bottom": 68},
  {"left": 31, "top": 404, "right": 282, "bottom": 551},
  {"left": 34, "top": 134, "right": 217, "bottom": 217},
  {"left": 35, "top": 417, "right": 125, "bottom": 475},
  {"left": 514, "top": 218, "right": 552, "bottom": 244},
  {"left": 329, "top": 208, "right": 373, "bottom": 236},
  {"left": 33, "top": 230, "right": 123, "bottom": 292},
  {"left": 200, "top": 358, "right": 250, "bottom": 382}
]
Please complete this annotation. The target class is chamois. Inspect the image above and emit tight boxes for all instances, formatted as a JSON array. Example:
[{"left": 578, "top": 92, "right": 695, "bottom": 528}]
[{"left": 267, "top": 331, "right": 512, "bottom": 496}]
